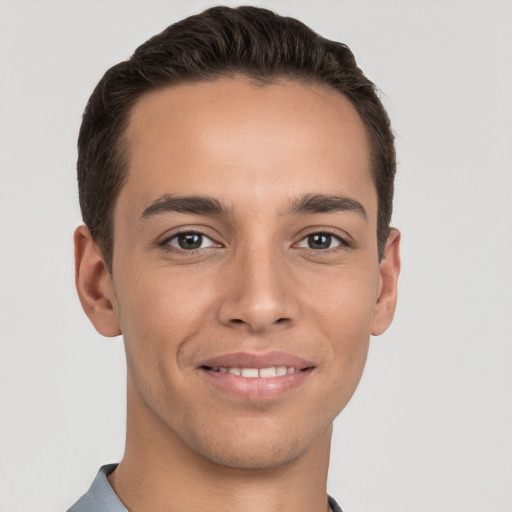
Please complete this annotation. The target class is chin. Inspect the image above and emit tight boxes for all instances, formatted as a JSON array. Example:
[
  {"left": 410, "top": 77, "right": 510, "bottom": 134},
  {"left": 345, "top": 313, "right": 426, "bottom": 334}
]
[
  {"left": 199, "top": 437, "right": 301, "bottom": 470},
  {"left": 178, "top": 416, "right": 332, "bottom": 471}
]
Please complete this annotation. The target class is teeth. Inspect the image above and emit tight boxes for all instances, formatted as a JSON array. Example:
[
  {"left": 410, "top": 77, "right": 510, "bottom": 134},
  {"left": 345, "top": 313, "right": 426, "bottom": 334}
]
[
  {"left": 259, "top": 367, "right": 277, "bottom": 378},
  {"left": 276, "top": 366, "right": 288, "bottom": 376},
  {"left": 212, "top": 366, "right": 298, "bottom": 377},
  {"left": 241, "top": 368, "right": 259, "bottom": 378}
]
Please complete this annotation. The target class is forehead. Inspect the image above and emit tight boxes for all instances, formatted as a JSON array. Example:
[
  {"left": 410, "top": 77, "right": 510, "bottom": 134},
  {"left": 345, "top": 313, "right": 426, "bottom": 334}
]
[{"left": 120, "top": 77, "right": 375, "bottom": 219}]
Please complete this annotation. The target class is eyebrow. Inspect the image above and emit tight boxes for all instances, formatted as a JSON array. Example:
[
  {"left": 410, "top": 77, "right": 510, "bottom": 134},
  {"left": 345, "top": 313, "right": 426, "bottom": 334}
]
[
  {"left": 139, "top": 195, "right": 232, "bottom": 220},
  {"left": 287, "top": 193, "right": 367, "bottom": 219},
  {"left": 139, "top": 192, "right": 366, "bottom": 221}
]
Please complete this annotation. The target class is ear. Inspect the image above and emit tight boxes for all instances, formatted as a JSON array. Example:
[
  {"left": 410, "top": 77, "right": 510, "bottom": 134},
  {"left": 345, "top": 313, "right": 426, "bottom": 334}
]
[
  {"left": 371, "top": 228, "right": 401, "bottom": 336},
  {"left": 74, "top": 225, "right": 121, "bottom": 337}
]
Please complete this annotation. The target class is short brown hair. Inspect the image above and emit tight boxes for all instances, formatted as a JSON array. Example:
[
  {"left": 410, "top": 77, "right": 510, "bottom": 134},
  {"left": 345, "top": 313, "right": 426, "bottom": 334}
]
[{"left": 78, "top": 5, "right": 396, "bottom": 271}]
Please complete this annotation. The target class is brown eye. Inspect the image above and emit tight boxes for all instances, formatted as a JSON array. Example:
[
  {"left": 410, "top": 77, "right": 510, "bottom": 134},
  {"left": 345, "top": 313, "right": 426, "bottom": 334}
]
[
  {"left": 308, "top": 234, "right": 331, "bottom": 249},
  {"left": 297, "top": 233, "right": 342, "bottom": 250},
  {"left": 167, "top": 232, "right": 217, "bottom": 250}
]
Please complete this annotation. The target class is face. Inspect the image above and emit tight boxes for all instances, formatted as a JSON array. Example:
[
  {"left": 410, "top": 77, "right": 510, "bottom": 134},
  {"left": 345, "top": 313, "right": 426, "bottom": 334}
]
[{"left": 77, "top": 77, "right": 400, "bottom": 470}]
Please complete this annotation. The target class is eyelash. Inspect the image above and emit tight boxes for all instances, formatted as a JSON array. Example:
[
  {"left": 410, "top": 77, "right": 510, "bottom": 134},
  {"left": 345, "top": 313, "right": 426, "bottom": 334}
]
[
  {"left": 158, "top": 228, "right": 353, "bottom": 255},
  {"left": 159, "top": 230, "right": 219, "bottom": 254},
  {"left": 296, "top": 229, "right": 352, "bottom": 252}
]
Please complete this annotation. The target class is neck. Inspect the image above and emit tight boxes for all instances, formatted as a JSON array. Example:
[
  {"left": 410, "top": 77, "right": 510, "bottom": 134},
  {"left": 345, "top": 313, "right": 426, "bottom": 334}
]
[{"left": 109, "top": 379, "right": 333, "bottom": 512}]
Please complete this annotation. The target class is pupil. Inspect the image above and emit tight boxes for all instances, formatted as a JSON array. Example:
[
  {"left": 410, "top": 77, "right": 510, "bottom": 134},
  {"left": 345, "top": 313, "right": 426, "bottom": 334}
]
[
  {"left": 308, "top": 234, "right": 331, "bottom": 249},
  {"left": 178, "top": 233, "right": 202, "bottom": 250}
]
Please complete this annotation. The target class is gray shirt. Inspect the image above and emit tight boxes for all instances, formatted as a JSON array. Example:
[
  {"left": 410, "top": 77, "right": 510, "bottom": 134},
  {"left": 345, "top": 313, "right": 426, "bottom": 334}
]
[
  {"left": 67, "top": 465, "right": 125, "bottom": 512},
  {"left": 67, "top": 464, "right": 343, "bottom": 512}
]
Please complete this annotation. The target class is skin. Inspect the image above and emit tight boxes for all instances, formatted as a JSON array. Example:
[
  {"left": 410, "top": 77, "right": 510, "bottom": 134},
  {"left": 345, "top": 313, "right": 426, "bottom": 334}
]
[{"left": 74, "top": 77, "right": 400, "bottom": 512}]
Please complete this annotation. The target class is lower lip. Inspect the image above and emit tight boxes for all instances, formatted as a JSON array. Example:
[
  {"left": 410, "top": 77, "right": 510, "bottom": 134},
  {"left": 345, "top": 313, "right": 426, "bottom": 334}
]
[{"left": 199, "top": 368, "right": 314, "bottom": 401}]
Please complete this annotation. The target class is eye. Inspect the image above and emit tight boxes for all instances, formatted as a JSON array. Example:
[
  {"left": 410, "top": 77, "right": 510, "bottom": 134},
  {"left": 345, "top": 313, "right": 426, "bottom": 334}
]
[
  {"left": 165, "top": 232, "right": 218, "bottom": 251},
  {"left": 296, "top": 232, "right": 344, "bottom": 250}
]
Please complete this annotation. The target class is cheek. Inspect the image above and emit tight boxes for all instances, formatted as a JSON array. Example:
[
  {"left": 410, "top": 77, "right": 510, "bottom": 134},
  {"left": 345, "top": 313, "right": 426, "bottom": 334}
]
[
  {"left": 114, "top": 272, "right": 208, "bottom": 415},
  {"left": 306, "top": 267, "right": 378, "bottom": 391},
  {"left": 114, "top": 268, "right": 217, "bottom": 366},
  {"left": 309, "top": 262, "right": 379, "bottom": 335}
]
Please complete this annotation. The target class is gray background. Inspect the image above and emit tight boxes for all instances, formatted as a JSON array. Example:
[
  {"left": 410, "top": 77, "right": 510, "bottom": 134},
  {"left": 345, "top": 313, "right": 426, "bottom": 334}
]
[{"left": 1, "top": 1, "right": 511, "bottom": 511}]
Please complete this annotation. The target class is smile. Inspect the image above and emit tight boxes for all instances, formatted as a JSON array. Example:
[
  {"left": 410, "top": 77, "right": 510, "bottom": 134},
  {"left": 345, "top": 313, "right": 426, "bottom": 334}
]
[
  {"left": 203, "top": 366, "right": 303, "bottom": 377},
  {"left": 197, "top": 351, "right": 315, "bottom": 401}
]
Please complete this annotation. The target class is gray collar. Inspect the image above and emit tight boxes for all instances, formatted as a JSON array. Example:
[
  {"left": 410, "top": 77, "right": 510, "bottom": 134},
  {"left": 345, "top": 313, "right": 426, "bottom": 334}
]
[{"left": 67, "top": 464, "right": 127, "bottom": 512}]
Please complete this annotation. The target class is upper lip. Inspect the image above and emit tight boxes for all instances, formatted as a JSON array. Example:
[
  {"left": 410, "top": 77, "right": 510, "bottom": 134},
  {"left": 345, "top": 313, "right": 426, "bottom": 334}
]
[{"left": 198, "top": 350, "right": 315, "bottom": 370}]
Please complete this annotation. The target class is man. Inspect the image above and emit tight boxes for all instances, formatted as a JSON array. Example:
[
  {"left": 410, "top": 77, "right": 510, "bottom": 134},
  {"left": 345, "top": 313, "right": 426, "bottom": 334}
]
[{"left": 69, "top": 5, "right": 400, "bottom": 512}]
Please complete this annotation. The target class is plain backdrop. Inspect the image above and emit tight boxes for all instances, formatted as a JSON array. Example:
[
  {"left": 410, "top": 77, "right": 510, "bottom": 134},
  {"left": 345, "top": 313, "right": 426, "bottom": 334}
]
[{"left": 1, "top": 1, "right": 511, "bottom": 511}]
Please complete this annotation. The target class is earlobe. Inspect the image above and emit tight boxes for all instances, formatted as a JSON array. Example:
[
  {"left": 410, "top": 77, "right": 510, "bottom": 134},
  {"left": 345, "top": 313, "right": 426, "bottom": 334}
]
[
  {"left": 371, "top": 228, "right": 401, "bottom": 336},
  {"left": 74, "top": 225, "right": 121, "bottom": 337}
]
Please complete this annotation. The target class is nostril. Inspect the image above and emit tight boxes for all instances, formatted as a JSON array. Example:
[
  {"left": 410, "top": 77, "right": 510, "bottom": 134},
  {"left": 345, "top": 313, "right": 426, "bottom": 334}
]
[{"left": 275, "top": 318, "right": 289, "bottom": 324}]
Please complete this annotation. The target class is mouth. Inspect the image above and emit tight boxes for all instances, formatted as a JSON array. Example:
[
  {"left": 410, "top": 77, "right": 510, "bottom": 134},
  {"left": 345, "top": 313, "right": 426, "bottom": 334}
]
[
  {"left": 200, "top": 365, "right": 313, "bottom": 377},
  {"left": 197, "top": 352, "right": 316, "bottom": 401}
]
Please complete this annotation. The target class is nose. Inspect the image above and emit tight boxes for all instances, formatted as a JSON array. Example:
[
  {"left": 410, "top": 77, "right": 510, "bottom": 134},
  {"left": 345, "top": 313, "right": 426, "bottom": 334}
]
[{"left": 216, "top": 245, "right": 299, "bottom": 333}]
